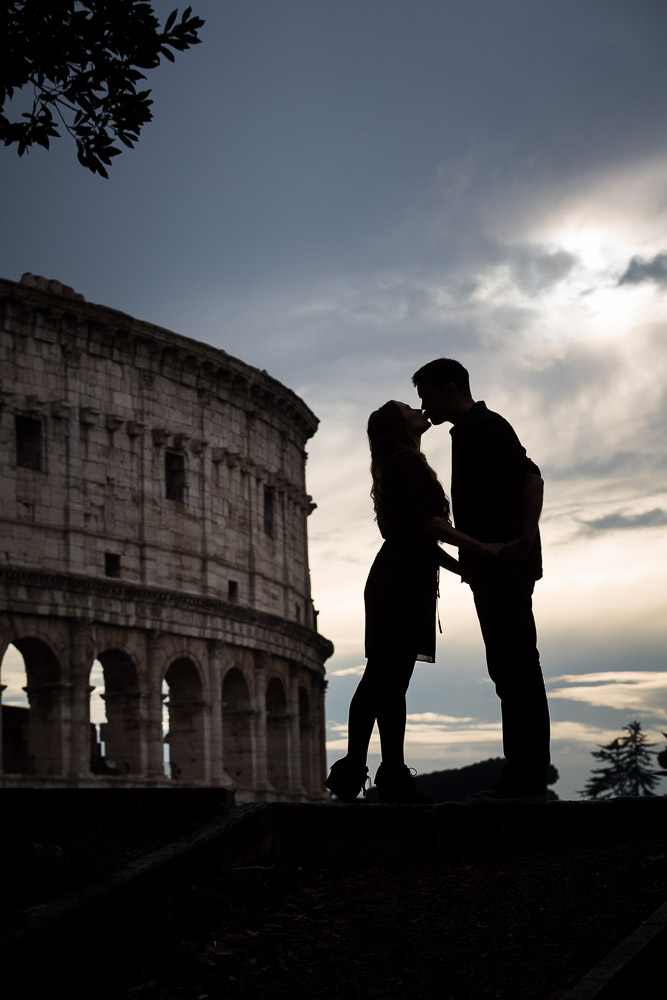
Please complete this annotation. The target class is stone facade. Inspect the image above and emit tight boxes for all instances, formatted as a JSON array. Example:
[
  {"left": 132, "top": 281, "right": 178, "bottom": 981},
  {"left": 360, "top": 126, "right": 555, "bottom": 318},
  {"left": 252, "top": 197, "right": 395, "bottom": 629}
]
[{"left": 0, "top": 274, "right": 333, "bottom": 799}]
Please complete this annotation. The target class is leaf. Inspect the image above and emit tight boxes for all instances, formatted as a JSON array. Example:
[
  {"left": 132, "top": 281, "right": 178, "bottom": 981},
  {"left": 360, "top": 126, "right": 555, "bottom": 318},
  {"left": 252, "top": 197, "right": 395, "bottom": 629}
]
[{"left": 3, "top": 0, "right": 203, "bottom": 175}]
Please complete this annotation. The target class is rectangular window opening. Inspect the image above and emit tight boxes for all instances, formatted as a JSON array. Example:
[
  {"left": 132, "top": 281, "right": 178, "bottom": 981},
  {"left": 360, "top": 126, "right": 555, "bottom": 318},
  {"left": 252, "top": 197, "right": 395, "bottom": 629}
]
[
  {"left": 105, "top": 552, "right": 121, "bottom": 578},
  {"left": 16, "top": 415, "right": 43, "bottom": 470},
  {"left": 228, "top": 580, "right": 238, "bottom": 603},
  {"left": 165, "top": 451, "right": 186, "bottom": 502}
]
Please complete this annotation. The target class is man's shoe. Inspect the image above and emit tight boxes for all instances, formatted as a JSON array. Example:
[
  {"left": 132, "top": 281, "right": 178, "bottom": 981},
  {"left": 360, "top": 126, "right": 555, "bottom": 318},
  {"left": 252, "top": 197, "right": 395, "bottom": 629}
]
[
  {"left": 374, "top": 762, "right": 432, "bottom": 804},
  {"left": 325, "top": 757, "right": 370, "bottom": 802},
  {"left": 465, "top": 781, "right": 548, "bottom": 805}
]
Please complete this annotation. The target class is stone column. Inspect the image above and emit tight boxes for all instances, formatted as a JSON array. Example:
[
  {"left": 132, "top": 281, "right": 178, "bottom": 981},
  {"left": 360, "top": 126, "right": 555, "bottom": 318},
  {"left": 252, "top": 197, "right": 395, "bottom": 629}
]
[
  {"left": 288, "top": 664, "right": 303, "bottom": 797},
  {"left": 0, "top": 683, "right": 5, "bottom": 774},
  {"left": 68, "top": 619, "right": 93, "bottom": 779},
  {"left": 254, "top": 652, "right": 269, "bottom": 794},
  {"left": 145, "top": 631, "right": 165, "bottom": 779},
  {"left": 168, "top": 696, "right": 210, "bottom": 783},
  {"left": 24, "top": 681, "right": 70, "bottom": 776},
  {"left": 0, "top": 637, "right": 8, "bottom": 774},
  {"left": 312, "top": 674, "right": 327, "bottom": 799},
  {"left": 208, "top": 639, "right": 225, "bottom": 784},
  {"left": 101, "top": 690, "right": 147, "bottom": 776}
]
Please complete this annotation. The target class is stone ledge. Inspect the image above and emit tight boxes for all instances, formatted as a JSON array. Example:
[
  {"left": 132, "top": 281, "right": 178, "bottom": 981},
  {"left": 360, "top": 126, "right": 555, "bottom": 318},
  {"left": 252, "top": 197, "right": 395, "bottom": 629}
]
[{"left": 4, "top": 797, "right": 666, "bottom": 948}]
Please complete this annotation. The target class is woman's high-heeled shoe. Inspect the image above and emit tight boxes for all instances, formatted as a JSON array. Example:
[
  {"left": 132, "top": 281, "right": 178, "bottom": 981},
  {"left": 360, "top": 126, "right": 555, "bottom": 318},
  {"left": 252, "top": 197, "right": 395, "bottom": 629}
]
[{"left": 324, "top": 757, "right": 370, "bottom": 802}]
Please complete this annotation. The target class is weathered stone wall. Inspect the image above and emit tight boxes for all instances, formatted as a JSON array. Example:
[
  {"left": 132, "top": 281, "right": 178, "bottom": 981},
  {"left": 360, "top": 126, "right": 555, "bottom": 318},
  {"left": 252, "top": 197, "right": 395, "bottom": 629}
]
[{"left": 0, "top": 274, "right": 332, "bottom": 799}]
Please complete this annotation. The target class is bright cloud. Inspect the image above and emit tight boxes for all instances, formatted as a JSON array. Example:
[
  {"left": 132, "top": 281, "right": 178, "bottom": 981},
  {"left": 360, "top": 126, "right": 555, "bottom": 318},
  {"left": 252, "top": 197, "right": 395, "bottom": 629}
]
[
  {"left": 548, "top": 671, "right": 667, "bottom": 718},
  {"left": 326, "top": 713, "right": 633, "bottom": 761},
  {"left": 328, "top": 664, "right": 366, "bottom": 677}
]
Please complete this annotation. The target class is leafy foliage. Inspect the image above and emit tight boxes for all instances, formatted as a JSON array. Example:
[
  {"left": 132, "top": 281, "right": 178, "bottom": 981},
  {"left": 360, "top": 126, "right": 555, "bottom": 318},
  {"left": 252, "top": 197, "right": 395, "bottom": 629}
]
[
  {"left": 0, "top": 1, "right": 204, "bottom": 177},
  {"left": 580, "top": 720, "right": 659, "bottom": 798},
  {"left": 657, "top": 732, "right": 667, "bottom": 770}
]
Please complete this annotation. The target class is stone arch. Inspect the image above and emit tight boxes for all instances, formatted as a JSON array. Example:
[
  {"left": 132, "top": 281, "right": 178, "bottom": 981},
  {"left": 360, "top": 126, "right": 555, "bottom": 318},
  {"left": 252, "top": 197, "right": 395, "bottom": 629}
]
[
  {"left": 266, "top": 675, "right": 289, "bottom": 792},
  {"left": 97, "top": 648, "right": 143, "bottom": 774},
  {"left": 163, "top": 656, "right": 207, "bottom": 782},
  {"left": 8, "top": 635, "right": 65, "bottom": 776},
  {"left": 221, "top": 667, "right": 254, "bottom": 787},
  {"left": 298, "top": 685, "right": 313, "bottom": 794}
]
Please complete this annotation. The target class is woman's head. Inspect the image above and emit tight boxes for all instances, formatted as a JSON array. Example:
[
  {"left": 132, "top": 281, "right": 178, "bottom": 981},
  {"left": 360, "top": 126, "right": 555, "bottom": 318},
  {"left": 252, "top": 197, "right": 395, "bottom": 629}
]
[
  {"left": 368, "top": 400, "right": 445, "bottom": 524},
  {"left": 367, "top": 400, "right": 429, "bottom": 461}
]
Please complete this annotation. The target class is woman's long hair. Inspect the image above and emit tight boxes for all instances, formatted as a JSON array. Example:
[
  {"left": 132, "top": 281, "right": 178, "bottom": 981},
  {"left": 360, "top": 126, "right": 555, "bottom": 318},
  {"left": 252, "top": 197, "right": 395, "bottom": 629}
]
[{"left": 367, "top": 401, "right": 449, "bottom": 524}]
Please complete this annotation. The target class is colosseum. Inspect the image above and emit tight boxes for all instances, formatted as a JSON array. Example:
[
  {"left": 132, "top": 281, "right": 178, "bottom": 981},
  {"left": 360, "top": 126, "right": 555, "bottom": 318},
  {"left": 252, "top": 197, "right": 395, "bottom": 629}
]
[{"left": 0, "top": 274, "right": 333, "bottom": 800}]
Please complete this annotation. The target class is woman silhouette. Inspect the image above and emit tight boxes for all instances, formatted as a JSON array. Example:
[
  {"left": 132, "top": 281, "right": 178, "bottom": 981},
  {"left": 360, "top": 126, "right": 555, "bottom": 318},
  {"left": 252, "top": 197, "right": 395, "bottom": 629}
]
[{"left": 325, "top": 400, "right": 501, "bottom": 803}]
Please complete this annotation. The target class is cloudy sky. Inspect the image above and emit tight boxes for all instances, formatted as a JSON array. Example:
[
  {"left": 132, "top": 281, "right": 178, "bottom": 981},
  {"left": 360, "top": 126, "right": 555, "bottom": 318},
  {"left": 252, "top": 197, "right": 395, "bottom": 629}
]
[{"left": 2, "top": 0, "right": 667, "bottom": 798}]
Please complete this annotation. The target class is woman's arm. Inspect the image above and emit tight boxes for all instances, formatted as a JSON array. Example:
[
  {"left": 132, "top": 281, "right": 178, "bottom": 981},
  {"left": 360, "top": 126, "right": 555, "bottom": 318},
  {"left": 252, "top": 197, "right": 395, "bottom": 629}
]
[
  {"left": 421, "top": 515, "right": 504, "bottom": 556},
  {"left": 437, "top": 546, "right": 461, "bottom": 575}
]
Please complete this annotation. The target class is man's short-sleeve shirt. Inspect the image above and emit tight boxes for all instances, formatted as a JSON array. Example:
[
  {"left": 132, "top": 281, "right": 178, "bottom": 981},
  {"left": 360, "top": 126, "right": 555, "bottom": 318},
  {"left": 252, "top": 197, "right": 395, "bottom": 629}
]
[{"left": 450, "top": 401, "right": 542, "bottom": 582}]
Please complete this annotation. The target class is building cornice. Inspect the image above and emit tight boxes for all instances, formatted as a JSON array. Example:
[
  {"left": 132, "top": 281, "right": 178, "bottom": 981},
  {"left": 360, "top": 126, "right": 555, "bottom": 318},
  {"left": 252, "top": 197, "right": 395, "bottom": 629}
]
[
  {"left": 0, "top": 274, "right": 318, "bottom": 440},
  {"left": 0, "top": 565, "right": 334, "bottom": 663}
]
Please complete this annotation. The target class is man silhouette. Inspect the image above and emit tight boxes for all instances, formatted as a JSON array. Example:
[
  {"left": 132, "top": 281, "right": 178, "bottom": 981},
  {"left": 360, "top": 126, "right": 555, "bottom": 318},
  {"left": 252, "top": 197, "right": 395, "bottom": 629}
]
[{"left": 413, "top": 359, "right": 550, "bottom": 803}]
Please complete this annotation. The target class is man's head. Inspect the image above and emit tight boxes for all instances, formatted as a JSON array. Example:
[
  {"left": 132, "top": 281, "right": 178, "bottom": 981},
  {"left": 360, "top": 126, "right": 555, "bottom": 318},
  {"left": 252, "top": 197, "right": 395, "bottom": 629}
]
[{"left": 412, "top": 358, "right": 474, "bottom": 425}]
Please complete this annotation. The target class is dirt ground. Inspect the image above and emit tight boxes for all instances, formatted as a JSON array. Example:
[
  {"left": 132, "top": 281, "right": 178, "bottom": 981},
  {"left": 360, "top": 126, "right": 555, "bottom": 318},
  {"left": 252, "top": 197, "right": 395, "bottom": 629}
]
[{"left": 112, "top": 831, "right": 667, "bottom": 1000}]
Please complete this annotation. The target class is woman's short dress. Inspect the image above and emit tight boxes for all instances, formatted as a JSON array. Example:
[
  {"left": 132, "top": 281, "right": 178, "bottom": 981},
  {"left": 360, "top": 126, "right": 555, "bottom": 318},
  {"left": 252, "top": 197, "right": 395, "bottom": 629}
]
[{"left": 364, "top": 449, "right": 448, "bottom": 663}]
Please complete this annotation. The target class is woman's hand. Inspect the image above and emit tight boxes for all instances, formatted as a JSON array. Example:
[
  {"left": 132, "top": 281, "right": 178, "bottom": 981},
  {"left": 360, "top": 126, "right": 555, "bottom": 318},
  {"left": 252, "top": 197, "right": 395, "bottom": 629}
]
[
  {"left": 480, "top": 541, "right": 505, "bottom": 557},
  {"left": 422, "top": 517, "right": 506, "bottom": 558}
]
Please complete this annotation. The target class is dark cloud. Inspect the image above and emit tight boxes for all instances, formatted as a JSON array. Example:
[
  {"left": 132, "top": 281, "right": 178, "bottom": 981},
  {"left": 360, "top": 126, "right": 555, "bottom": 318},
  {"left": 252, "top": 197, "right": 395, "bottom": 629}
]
[
  {"left": 618, "top": 253, "right": 667, "bottom": 286},
  {"left": 581, "top": 508, "right": 667, "bottom": 533}
]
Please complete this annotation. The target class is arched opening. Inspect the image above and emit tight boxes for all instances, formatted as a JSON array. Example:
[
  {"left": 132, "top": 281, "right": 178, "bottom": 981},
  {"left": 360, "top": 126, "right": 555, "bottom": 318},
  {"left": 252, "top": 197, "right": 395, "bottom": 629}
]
[
  {"left": 299, "top": 686, "right": 312, "bottom": 793},
  {"left": 163, "top": 658, "right": 206, "bottom": 782},
  {"left": 88, "top": 659, "right": 113, "bottom": 775},
  {"left": 97, "top": 649, "right": 142, "bottom": 774},
  {"left": 1, "top": 643, "right": 30, "bottom": 774},
  {"left": 266, "top": 676, "right": 289, "bottom": 792},
  {"left": 10, "top": 637, "right": 64, "bottom": 776},
  {"left": 161, "top": 676, "right": 170, "bottom": 778},
  {"left": 221, "top": 668, "right": 254, "bottom": 786}
]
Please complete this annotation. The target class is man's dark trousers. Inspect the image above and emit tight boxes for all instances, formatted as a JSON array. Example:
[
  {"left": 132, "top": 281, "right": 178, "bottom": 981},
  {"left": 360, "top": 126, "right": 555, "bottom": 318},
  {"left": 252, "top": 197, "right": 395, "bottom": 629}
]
[{"left": 471, "top": 573, "right": 551, "bottom": 790}]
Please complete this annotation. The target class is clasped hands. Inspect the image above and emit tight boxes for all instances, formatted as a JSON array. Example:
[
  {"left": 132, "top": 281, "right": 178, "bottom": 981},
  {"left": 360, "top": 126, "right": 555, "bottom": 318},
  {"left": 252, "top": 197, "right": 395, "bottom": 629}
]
[{"left": 483, "top": 537, "right": 533, "bottom": 562}]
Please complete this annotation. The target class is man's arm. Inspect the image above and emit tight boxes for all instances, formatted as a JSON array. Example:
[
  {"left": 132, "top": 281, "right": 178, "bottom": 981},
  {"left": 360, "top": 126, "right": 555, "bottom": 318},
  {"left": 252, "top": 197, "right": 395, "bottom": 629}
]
[{"left": 499, "top": 472, "right": 543, "bottom": 563}]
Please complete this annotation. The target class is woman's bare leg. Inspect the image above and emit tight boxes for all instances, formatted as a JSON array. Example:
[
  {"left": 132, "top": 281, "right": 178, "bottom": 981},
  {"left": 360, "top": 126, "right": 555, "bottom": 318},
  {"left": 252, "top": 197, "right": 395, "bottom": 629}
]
[{"left": 345, "top": 655, "right": 416, "bottom": 767}]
